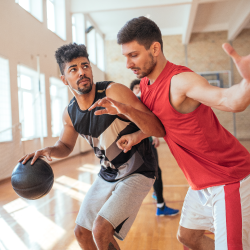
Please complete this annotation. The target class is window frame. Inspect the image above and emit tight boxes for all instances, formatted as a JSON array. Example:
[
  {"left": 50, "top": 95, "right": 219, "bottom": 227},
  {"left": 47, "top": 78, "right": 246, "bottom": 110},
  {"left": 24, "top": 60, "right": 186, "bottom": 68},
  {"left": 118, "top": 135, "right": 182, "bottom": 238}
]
[
  {"left": 46, "top": 0, "right": 66, "bottom": 40},
  {"left": 17, "top": 65, "right": 47, "bottom": 141},
  {"left": 15, "top": 0, "right": 43, "bottom": 22},
  {"left": 49, "top": 77, "right": 69, "bottom": 137},
  {"left": 0, "top": 56, "right": 12, "bottom": 143}
]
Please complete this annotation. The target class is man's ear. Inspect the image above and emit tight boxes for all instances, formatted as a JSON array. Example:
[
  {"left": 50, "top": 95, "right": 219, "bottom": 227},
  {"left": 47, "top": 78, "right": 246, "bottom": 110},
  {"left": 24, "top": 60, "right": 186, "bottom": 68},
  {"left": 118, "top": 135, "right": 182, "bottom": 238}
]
[
  {"left": 150, "top": 42, "right": 161, "bottom": 57},
  {"left": 61, "top": 75, "right": 68, "bottom": 86}
]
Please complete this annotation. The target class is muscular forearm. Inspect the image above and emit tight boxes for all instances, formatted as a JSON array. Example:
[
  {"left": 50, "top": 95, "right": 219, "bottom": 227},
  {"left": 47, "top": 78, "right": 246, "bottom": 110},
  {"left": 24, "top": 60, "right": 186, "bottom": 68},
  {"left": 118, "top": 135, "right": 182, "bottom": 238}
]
[
  {"left": 225, "top": 79, "right": 250, "bottom": 112},
  {"left": 49, "top": 140, "right": 73, "bottom": 158},
  {"left": 122, "top": 105, "right": 166, "bottom": 137},
  {"left": 89, "top": 92, "right": 166, "bottom": 137}
]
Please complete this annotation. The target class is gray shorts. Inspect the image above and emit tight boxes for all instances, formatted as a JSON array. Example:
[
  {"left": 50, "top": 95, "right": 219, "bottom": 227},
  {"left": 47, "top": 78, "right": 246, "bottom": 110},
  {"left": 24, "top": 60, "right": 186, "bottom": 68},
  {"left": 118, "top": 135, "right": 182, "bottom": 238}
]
[{"left": 75, "top": 173, "right": 154, "bottom": 240}]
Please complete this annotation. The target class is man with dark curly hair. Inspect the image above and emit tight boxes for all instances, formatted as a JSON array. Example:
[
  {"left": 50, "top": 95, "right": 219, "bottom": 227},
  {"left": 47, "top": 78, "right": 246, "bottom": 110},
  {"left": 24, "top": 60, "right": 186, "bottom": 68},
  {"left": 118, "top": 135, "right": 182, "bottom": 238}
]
[{"left": 19, "top": 43, "right": 166, "bottom": 250}]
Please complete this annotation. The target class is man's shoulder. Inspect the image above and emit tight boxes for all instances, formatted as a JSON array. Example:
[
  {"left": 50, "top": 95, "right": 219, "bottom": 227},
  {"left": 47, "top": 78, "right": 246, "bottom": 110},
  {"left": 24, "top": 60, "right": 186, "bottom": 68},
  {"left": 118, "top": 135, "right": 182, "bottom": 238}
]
[
  {"left": 95, "top": 81, "right": 113, "bottom": 91},
  {"left": 165, "top": 62, "right": 193, "bottom": 77},
  {"left": 68, "top": 96, "right": 76, "bottom": 105}
]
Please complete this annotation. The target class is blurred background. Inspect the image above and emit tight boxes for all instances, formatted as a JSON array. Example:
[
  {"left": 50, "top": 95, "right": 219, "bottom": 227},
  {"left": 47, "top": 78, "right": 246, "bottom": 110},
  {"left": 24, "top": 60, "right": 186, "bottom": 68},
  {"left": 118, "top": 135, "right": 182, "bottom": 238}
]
[
  {"left": 1, "top": 0, "right": 250, "bottom": 185},
  {"left": 0, "top": 1, "right": 250, "bottom": 249}
]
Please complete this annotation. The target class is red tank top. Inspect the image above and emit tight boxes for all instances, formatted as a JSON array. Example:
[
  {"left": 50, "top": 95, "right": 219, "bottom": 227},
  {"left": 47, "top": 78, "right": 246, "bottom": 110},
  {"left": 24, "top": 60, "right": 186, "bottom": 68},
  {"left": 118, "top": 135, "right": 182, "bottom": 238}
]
[{"left": 140, "top": 61, "right": 250, "bottom": 190}]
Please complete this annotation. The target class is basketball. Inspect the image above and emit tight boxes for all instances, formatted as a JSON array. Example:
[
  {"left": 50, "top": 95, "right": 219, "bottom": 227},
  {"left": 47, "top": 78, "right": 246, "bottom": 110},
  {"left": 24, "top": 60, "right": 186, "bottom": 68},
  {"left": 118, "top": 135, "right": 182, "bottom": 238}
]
[{"left": 11, "top": 158, "right": 54, "bottom": 200}]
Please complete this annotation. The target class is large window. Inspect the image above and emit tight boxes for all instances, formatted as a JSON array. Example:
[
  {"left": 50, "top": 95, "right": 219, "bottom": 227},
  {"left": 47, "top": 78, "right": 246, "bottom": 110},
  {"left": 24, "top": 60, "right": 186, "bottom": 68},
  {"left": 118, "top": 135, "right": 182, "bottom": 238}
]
[
  {"left": 17, "top": 65, "right": 47, "bottom": 140},
  {"left": 47, "top": 0, "right": 66, "bottom": 40},
  {"left": 72, "top": 14, "right": 85, "bottom": 44},
  {"left": 84, "top": 19, "right": 105, "bottom": 71},
  {"left": 15, "top": 0, "right": 43, "bottom": 22},
  {"left": 50, "top": 78, "right": 68, "bottom": 137},
  {"left": 47, "top": 0, "right": 55, "bottom": 32},
  {"left": 0, "top": 57, "right": 12, "bottom": 142},
  {"left": 96, "top": 32, "right": 105, "bottom": 71},
  {"left": 71, "top": 16, "right": 105, "bottom": 71},
  {"left": 86, "top": 20, "right": 96, "bottom": 65}
]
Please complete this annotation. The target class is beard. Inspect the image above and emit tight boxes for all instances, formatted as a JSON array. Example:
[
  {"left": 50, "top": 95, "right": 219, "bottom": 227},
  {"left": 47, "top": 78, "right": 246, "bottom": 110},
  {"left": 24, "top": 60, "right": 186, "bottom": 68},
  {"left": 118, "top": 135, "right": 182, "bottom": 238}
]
[
  {"left": 134, "top": 53, "right": 157, "bottom": 79},
  {"left": 75, "top": 76, "right": 93, "bottom": 95}
]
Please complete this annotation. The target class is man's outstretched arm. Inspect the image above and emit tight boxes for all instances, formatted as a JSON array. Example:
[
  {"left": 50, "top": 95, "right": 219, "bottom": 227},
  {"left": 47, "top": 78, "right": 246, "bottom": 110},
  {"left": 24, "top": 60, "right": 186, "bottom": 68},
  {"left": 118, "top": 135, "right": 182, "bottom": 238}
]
[
  {"left": 89, "top": 82, "right": 166, "bottom": 137},
  {"left": 116, "top": 43, "right": 250, "bottom": 152},
  {"left": 174, "top": 43, "right": 250, "bottom": 112}
]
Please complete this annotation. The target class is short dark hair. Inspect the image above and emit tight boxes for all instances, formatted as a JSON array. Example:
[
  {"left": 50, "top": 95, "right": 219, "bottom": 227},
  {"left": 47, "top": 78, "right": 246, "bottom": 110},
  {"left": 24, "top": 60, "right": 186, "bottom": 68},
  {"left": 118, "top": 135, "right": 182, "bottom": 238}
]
[
  {"left": 55, "top": 43, "right": 89, "bottom": 75},
  {"left": 117, "top": 16, "right": 163, "bottom": 51},
  {"left": 130, "top": 79, "right": 141, "bottom": 91}
]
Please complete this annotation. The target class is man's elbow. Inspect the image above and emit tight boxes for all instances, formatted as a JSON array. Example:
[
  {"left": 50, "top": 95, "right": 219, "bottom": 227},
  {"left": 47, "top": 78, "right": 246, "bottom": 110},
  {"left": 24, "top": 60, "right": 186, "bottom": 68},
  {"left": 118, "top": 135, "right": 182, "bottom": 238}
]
[
  {"left": 233, "top": 107, "right": 245, "bottom": 113},
  {"left": 57, "top": 140, "right": 74, "bottom": 156},
  {"left": 226, "top": 95, "right": 250, "bottom": 113},
  {"left": 151, "top": 121, "right": 166, "bottom": 137},
  {"left": 149, "top": 126, "right": 166, "bottom": 137},
  {"left": 230, "top": 103, "right": 247, "bottom": 113},
  {"left": 157, "top": 127, "right": 166, "bottom": 137}
]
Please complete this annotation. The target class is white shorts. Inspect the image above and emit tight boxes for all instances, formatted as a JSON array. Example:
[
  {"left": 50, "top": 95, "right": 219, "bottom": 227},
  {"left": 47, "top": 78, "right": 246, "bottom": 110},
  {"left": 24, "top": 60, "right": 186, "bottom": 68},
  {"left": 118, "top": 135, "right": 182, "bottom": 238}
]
[{"left": 180, "top": 174, "right": 250, "bottom": 250}]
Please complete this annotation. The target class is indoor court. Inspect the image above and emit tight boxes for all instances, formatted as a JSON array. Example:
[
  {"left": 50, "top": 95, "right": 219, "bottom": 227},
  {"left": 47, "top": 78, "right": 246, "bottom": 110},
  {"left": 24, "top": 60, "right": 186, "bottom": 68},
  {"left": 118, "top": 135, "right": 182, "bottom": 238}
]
[
  {"left": 0, "top": 141, "right": 218, "bottom": 250},
  {"left": 1, "top": 0, "right": 250, "bottom": 250}
]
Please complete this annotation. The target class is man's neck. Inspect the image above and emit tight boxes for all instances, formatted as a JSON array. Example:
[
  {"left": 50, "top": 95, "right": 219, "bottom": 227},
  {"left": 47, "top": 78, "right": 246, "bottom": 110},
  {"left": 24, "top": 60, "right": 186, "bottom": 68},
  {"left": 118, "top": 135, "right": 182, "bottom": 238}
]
[
  {"left": 147, "top": 55, "right": 167, "bottom": 85},
  {"left": 74, "top": 83, "right": 96, "bottom": 111}
]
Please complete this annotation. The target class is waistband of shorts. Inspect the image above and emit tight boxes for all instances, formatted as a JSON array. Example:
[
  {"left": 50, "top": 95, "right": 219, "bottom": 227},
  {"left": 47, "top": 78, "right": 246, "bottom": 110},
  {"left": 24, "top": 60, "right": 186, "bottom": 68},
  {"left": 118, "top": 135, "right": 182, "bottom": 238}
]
[{"left": 240, "top": 173, "right": 250, "bottom": 183}]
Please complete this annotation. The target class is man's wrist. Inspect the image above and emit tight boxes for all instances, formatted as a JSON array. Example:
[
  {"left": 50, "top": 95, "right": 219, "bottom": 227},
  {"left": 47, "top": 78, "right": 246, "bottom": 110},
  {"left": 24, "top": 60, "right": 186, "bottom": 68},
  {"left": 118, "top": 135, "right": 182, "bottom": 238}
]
[
  {"left": 136, "top": 130, "right": 148, "bottom": 141},
  {"left": 122, "top": 104, "right": 132, "bottom": 116}
]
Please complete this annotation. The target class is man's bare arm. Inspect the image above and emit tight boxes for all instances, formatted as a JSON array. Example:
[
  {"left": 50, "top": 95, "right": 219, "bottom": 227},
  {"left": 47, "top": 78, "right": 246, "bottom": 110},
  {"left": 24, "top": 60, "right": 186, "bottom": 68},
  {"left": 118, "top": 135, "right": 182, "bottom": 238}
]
[
  {"left": 19, "top": 108, "right": 78, "bottom": 165},
  {"left": 89, "top": 83, "right": 166, "bottom": 137},
  {"left": 172, "top": 43, "right": 250, "bottom": 113}
]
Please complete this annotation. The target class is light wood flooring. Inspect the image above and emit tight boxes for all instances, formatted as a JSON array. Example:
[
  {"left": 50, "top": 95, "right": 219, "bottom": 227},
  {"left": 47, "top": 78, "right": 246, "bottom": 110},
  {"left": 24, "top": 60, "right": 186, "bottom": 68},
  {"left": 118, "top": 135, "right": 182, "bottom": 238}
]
[{"left": 1, "top": 140, "right": 250, "bottom": 250}]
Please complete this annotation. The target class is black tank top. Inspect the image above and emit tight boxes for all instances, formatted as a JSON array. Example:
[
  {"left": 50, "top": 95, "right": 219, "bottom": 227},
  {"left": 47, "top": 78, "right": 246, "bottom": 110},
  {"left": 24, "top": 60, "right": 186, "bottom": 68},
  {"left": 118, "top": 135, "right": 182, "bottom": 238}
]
[{"left": 68, "top": 81, "right": 156, "bottom": 182}]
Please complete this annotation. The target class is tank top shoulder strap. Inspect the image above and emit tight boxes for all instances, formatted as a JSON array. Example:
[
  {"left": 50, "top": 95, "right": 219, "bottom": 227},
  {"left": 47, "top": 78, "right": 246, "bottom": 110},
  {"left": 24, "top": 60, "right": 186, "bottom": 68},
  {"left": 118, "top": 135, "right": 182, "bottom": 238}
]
[
  {"left": 95, "top": 81, "right": 113, "bottom": 93},
  {"left": 67, "top": 96, "right": 77, "bottom": 123},
  {"left": 95, "top": 81, "right": 113, "bottom": 100},
  {"left": 169, "top": 63, "right": 193, "bottom": 77}
]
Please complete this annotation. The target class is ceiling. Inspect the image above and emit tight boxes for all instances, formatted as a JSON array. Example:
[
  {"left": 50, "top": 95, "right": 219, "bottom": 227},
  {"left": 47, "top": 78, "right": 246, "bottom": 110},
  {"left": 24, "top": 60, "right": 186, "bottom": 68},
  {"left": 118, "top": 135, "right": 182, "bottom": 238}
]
[{"left": 71, "top": 0, "right": 250, "bottom": 44}]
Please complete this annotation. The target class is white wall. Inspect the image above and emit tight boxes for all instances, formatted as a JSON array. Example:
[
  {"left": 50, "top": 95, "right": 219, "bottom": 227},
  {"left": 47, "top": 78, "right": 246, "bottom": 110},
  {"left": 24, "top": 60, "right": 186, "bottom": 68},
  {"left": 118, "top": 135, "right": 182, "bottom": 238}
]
[{"left": 0, "top": 0, "right": 105, "bottom": 181}]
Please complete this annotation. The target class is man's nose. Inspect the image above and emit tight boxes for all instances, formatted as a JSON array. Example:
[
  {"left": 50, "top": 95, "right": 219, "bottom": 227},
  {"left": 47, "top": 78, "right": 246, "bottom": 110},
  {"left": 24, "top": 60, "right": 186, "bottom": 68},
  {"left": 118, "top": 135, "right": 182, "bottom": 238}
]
[
  {"left": 78, "top": 67, "right": 85, "bottom": 76},
  {"left": 126, "top": 59, "right": 133, "bottom": 69}
]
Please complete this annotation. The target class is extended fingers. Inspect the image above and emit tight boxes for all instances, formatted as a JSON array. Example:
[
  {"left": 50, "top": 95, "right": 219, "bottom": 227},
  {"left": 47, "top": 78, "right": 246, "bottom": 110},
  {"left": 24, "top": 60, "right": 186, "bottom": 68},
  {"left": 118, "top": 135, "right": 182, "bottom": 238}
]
[
  {"left": 21, "top": 153, "right": 35, "bottom": 165},
  {"left": 222, "top": 43, "right": 241, "bottom": 62},
  {"left": 19, "top": 149, "right": 52, "bottom": 166},
  {"left": 89, "top": 98, "right": 109, "bottom": 111},
  {"left": 31, "top": 150, "right": 53, "bottom": 165},
  {"left": 94, "top": 109, "right": 109, "bottom": 115},
  {"left": 105, "top": 97, "right": 118, "bottom": 106},
  {"left": 18, "top": 155, "right": 28, "bottom": 162},
  {"left": 31, "top": 152, "right": 40, "bottom": 165},
  {"left": 88, "top": 100, "right": 100, "bottom": 111},
  {"left": 46, "top": 152, "right": 52, "bottom": 162}
]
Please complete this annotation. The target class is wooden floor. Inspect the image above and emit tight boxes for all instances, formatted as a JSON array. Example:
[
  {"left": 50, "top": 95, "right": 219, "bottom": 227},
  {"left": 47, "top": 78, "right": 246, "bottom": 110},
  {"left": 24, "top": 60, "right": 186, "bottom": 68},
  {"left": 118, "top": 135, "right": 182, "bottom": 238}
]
[{"left": 1, "top": 140, "right": 250, "bottom": 250}]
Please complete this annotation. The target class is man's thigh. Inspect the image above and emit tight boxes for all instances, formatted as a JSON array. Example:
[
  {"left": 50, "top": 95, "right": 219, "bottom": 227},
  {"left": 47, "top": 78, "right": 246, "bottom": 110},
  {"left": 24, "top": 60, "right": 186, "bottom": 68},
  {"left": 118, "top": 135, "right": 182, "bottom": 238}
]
[
  {"left": 179, "top": 187, "right": 214, "bottom": 232},
  {"left": 98, "top": 173, "right": 154, "bottom": 240},
  {"left": 177, "top": 226, "right": 206, "bottom": 245},
  {"left": 75, "top": 173, "right": 154, "bottom": 241},
  {"left": 75, "top": 175, "right": 115, "bottom": 231},
  {"left": 180, "top": 179, "right": 250, "bottom": 250}
]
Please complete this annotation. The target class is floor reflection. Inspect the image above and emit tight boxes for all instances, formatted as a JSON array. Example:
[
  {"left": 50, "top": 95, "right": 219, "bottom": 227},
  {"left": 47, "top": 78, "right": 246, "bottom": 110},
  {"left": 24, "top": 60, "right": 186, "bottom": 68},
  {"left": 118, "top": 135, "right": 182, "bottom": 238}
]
[{"left": 2, "top": 198, "right": 65, "bottom": 250}]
